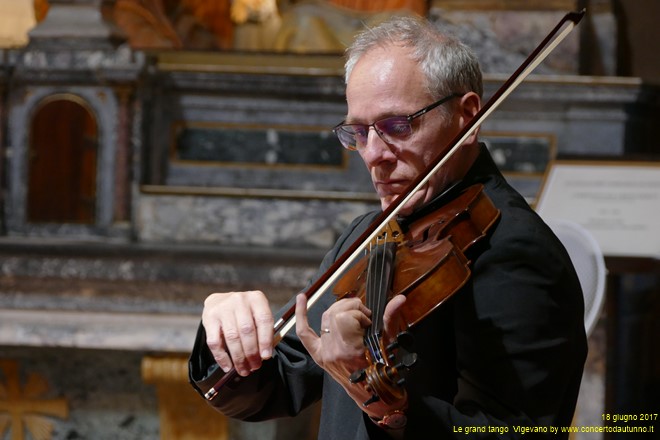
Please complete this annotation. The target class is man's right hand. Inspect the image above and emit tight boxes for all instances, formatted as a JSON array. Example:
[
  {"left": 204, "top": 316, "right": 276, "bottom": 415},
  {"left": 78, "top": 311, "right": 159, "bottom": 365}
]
[{"left": 202, "top": 290, "right": 274, "bottom": 377}]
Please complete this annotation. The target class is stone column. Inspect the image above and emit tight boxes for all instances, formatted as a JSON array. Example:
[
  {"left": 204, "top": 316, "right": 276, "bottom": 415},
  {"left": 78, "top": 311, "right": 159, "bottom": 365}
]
[{"left": 28, "top": 0, "right": 126, "bottom": 49}]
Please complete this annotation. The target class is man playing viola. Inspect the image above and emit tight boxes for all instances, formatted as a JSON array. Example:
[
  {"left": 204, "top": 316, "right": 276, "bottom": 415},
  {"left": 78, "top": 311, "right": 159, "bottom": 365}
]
[{"left": 189, "top": 15, "right": 587, "bottom": 439}]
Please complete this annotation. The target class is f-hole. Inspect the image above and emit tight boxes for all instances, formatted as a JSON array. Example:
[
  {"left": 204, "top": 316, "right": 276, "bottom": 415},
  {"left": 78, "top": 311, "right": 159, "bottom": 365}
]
[{"left": 27, "top": 95, "right": 98, "bottom": 224}]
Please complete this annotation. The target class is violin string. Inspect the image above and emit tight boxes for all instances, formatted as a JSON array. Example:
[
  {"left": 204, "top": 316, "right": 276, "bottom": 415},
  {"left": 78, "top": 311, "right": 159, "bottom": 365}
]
[
  {"left": 365, "top": 231, "right": 385, "bottom": 364},
  {"left": 371, "top": 234, "right": 382, "bottom": 362},
  {"left": 365, "top": 239, "right": 378, "bottom": 361},
  {"left": 375, "top": 233, "right": 384, "bottom": 334},
  {"left": 373, "top": 230, "right": 391, "bottom": 363}
]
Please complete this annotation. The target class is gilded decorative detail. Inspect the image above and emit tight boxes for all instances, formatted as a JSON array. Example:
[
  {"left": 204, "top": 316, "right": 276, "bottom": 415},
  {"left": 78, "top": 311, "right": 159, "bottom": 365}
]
[
  {"left": 142, "top": 356, "right": 228, "bottom": 440},
  {"left": 0, "top": 360, "right": 68, "bottom": 440},
  {"left": 34, "top": 0, "right": 50, "bottom": 22},
  {"left": 113, "top": 0, "right": 233, "bottom": 49},
  {"left": 330, "top": 0, "right": 427, "bottom": 15},
  {"left": 0, "top": 0, "right": 37, "bottom": 47}
]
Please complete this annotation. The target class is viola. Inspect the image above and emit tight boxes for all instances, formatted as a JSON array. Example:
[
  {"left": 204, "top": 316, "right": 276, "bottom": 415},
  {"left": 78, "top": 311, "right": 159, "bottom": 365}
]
[
  {"left": 334, "top": 184, "right": 499, "bottom": 330},
  {"left": 333, "top": 184, "right": 500, "bottom": 405},
  {"left": 202, "top": 9, "right": 585, "bottom": 402}
]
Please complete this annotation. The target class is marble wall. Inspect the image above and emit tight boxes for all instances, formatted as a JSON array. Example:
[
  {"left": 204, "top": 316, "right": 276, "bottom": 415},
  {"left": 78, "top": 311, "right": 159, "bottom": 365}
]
[{"left": 1, "top": 346, "right": 160, "bottom": 440}]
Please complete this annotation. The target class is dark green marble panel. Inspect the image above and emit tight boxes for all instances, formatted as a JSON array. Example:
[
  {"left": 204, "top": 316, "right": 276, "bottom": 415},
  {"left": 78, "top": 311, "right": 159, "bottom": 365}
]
[{"left": 174, "top": 126, "right": 343, "bottom": 167}]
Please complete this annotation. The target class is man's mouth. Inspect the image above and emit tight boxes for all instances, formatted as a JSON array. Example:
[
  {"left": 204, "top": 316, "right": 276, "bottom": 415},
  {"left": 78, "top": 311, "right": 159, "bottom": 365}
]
[{"left": 375, "top": 179, "right": 408, "bottom": 195}]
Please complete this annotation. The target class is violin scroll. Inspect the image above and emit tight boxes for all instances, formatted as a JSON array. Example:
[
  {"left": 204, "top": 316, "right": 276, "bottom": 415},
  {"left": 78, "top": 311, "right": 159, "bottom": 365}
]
[{"left": 349, "top": 331, "right": 418, "bottom": 407}]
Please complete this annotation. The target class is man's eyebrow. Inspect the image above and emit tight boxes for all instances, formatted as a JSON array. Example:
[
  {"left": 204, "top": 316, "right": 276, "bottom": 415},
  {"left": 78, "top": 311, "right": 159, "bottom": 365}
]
[
  {"left": 342, "top": 116, "right": 362, "bottom": 124},
  {"left": 344, "top": 110, "right": 404, "bottom": 124}
]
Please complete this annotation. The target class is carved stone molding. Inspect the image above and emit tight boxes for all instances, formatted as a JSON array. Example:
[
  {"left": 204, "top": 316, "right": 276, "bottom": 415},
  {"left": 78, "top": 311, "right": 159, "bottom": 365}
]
[{"left": 432, "top": 0, "right": 578, "bottom": 11}]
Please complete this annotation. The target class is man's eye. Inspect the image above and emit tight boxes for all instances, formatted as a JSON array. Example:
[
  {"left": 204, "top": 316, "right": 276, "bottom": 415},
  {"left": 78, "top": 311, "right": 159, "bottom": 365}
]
[
  {"left": 353, "top": 126, "right": 369, "bottom": 137},
  {"left": 382, "top": 120, "right": 411, "bottom": 137}
]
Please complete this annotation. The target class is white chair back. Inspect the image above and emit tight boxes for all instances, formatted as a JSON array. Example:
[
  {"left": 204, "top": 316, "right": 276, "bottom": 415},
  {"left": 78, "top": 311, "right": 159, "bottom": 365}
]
[{"left": 545, "top": 219, "right": 607, "bottom": 336}]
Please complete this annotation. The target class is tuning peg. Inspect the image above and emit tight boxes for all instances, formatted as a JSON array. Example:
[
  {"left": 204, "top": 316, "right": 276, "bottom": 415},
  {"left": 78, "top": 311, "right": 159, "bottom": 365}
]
[
  {"left": 387, "top": 353, "right": 417, "bottom": 370},
  {"left": 383, "top": 353, "right": 418, "bottom": 387},
  {"left": 386, "top": 340, "right": 399, "bottom": 352},
  {"left": 386, "top": 331, "right": 415, "bottom": 352},
  {"left": 363, "top": 393, "right": 380, "bottom": 407},
  {"left": 349, "top": 369, "right": 366, "bottom": 384},
  {"left": 397, "top": 353, "right": 418, "bottom": 369},
  {"left": 398, "top": 331, "right": 415, "bottom": 350}
]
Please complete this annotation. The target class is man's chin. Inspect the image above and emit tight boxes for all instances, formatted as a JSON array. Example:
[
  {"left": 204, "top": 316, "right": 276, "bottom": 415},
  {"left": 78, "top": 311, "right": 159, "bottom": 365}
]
[
  {"left": 380, "top": 195, "right": 417, "bottom": 217},
  {"left": 379, "top": 193, "right": 398, "bottom": 209}
]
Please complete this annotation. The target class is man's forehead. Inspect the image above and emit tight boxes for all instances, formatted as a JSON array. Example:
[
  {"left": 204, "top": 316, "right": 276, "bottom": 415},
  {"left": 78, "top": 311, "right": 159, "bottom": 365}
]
[{"left": 346, "top": 74, "right": 433, "bottom": 122}]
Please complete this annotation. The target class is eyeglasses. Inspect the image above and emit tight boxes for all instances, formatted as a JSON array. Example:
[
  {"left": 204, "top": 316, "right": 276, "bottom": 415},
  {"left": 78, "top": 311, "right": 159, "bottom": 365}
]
[{"left": 332, "top": 93, "right": 462, "bottom": 151}]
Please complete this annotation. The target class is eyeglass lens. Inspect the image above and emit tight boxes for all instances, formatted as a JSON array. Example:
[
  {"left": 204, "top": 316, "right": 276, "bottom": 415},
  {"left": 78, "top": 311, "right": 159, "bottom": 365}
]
[
  {"left": 333, "top": 93, "right": 461, "bottom": 150},
  {"left": 336, "top": 116, "right": 412, "bottom": 150}
]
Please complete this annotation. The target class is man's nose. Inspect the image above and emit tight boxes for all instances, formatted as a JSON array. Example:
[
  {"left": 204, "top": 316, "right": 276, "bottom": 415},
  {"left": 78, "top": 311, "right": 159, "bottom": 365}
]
[{"left": 360, "top": 128, "right": 396, "bottom": 165}]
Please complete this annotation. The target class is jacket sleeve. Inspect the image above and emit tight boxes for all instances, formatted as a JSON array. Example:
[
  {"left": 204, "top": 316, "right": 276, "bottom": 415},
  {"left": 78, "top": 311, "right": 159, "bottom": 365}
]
[
  {"left": 188, "top": 320, "right": 323, "bottom": 420},
  {"left": 188, "top": 211, "right": 380, "bottom": 421}
]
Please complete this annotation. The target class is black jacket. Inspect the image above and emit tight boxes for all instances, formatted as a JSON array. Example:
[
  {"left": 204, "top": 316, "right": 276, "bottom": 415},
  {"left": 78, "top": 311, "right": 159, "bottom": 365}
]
[{"left": 189, "top": 145, "right": 587, "bottom": 439}]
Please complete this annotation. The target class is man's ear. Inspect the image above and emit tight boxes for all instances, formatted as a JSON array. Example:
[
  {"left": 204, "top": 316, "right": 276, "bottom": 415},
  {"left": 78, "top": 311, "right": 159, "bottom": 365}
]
[{"left": 458, "top": 92, "right": 482, "bottom": 144}]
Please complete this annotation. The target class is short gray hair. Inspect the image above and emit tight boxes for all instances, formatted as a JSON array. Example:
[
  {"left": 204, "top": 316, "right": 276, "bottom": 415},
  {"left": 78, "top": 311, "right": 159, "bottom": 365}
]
[{"left": 344, "top": 15, "right": 483, "bottom": 99}]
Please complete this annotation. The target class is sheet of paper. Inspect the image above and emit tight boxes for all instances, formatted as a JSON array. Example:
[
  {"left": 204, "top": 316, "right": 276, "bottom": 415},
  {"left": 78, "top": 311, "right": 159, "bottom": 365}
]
[{"left": 535, "top": 161, "right": 660, "bottom": 258}]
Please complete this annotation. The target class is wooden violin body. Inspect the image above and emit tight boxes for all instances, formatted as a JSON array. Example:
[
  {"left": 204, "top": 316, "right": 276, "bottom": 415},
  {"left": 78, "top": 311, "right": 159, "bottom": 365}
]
[
  {"left": 334, "top": 184, "right": 500, "bottom": 406},
  {"left": 334, "top": 184, "right": 500, "bottom": 329}
]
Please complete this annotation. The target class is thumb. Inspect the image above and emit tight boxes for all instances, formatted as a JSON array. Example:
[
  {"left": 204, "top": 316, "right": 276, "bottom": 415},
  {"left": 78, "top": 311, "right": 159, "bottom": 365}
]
[
  {"left": 295, "top": 293, "right": 321, "bottom": 356},
  {"left": 383, "top": 294, "right": 407, "bottom": 338}
]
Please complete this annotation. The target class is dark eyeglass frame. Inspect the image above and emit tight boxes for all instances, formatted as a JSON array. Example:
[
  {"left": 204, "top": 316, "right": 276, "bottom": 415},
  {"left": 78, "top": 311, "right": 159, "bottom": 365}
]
[{"left": 332, "top": 93, "right": 462, "bottom": 151}]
